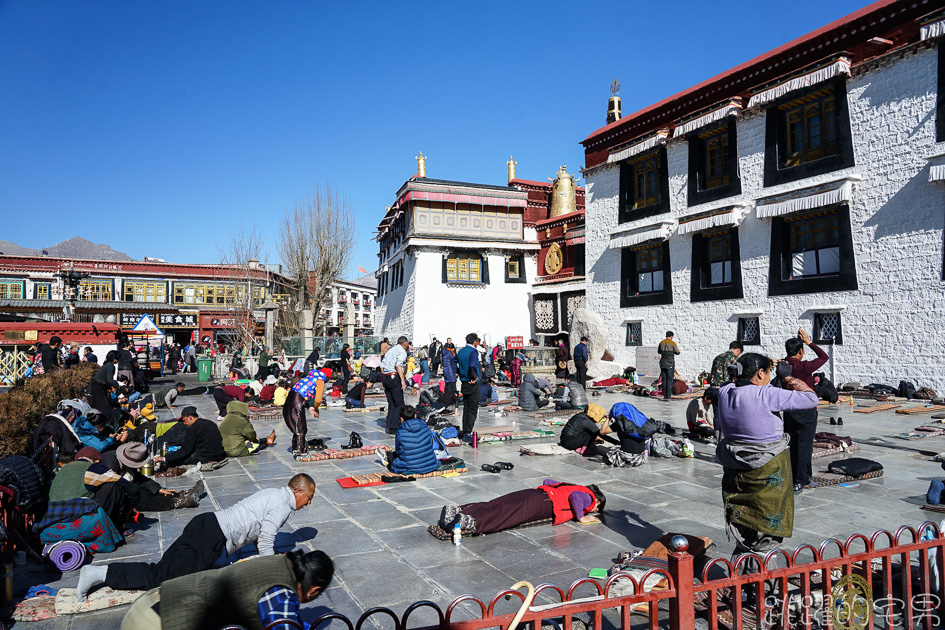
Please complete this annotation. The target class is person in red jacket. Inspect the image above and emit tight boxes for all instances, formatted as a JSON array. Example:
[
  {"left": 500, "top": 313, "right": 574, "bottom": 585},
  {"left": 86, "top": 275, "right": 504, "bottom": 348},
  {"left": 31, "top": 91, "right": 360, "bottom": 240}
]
[
  {"left": 212, "top": 384, "right": 249, "bottom": 418},
  {"left": 783, "top": 328, "right": 830, "bottom": 494},
  {"left": 436, "top": 480, "right": 605, "bottom": 535}
]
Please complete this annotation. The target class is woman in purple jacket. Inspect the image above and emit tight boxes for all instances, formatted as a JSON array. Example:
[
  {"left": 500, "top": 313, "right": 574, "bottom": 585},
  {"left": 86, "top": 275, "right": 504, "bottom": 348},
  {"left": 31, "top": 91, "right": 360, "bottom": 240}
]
[{"left": 715, "top": 353, "right": 818, "bottom": 557}]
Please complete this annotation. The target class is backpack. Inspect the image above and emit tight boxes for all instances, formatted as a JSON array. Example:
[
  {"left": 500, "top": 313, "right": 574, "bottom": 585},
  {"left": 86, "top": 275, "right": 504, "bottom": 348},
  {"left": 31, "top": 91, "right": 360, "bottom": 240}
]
[
  {"left": 898, "top": 380, "right": 917, "bottom": 399},
  {"left": 31, "top": 352, "right": 45, "bottom": 376}
]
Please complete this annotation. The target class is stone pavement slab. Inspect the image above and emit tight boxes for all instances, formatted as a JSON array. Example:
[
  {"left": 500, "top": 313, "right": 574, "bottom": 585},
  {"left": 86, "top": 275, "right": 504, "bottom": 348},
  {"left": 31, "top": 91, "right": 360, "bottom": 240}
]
[{"left": 10, "top": 374, "right": 941, "bottom": 629}]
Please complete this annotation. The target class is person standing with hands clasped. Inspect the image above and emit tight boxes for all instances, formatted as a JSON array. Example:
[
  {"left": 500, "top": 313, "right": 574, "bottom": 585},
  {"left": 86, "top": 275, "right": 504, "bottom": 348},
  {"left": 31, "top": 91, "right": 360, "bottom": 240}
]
[
  {"left": 381, "top": 336, "right": 410, "bottom": 434},
  {"left": 573, "top": 336, "right": 589, "bottom": 387},
  {"left": 457, "top": 333, "right": 481, "bottom": 442},
  {"left": 783, "top": 328, "right": 830, "bottom": 494}
]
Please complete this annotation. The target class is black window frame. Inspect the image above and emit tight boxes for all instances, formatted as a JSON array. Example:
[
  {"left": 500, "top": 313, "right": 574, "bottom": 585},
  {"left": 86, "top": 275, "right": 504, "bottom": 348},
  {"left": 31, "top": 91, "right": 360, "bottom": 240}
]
[
  {"left": 813, "top": 312, "right": 843, "bottom": 345},
  {"left": 618, "top": 148, "right": 670, "bottom": 224},
  {"left": 688, "top": 118, "right": 742, "bottom": 206},
  {"left": 625, "top": 321, "right": 643, "bottom": 347},
  {"left": 689, "top": 226, "right": 744, "bottom": 303},
  {"left": 504, "top": 253, "right": 527, "bottom": 284},
  {"left": 938, "top": 43, "right": 945, "bottom": 143},
  {"left": 763, "top": 77, "right": 855, "bottom": 188},
  {"left": 441, "top": 251, "right": 490, "bottom": 285},
  {"left": 737, "top": 316, "right": 761, "bottom": 346},
  {"left": 767, "top": 204, "right": 858, "bottom": 297},
  {"left": 620, "top": 241, "right": 673, "bottom": 307}
]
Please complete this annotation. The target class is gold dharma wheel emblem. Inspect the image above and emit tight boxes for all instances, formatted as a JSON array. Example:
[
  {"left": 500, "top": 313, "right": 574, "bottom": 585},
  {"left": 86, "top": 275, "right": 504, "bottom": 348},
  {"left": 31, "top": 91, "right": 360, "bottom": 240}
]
[
  {"left": 545, "top": 242, "right": 564, "bottom": 275},
  {"left": 830, "top": 574, "right": 872, "bottom": 630}
]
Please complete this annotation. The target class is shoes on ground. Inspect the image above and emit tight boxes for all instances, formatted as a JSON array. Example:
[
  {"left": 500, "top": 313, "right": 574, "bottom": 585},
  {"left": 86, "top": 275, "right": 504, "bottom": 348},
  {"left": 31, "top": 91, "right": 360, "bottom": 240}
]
[{"left": 793, "top": 484, "right": 803, "bottom": 494}]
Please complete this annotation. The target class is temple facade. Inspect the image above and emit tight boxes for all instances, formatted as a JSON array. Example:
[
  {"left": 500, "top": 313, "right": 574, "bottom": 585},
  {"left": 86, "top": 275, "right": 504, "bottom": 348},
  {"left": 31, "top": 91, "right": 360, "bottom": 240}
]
[{"left": 580, "top": 0, "right": 945, "bottom": 389}]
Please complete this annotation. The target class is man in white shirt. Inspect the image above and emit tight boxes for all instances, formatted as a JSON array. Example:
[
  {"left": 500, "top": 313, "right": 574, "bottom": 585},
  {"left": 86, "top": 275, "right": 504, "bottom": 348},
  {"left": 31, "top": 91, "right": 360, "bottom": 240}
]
[{"left": 380, "top": 336, "right": 409, "bottom": 434}]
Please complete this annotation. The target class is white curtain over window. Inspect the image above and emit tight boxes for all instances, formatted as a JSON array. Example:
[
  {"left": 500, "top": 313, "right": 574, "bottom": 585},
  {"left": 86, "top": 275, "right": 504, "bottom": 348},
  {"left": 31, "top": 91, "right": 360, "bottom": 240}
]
[
  {"left": 756, "top": 181, "right": 852, "bottom": 218},
  {"left": 676, "top": 207, "right": 746, "bottom": 235},
  {"left": 608, "top": 223, "right": 674, "bottom": 249},
  {"left": 921, "top": 18, "right": 945, "bottom": 40},
  {"left": 606, "top": 130, "right": 670, "bottom": 164},
  {"left": 673, "top": 102, "right": 741, "bottom": 137},
  {"left": 930, "top": 164, "right": 945, "bottom": 182},
  {"left": 747, "top": 58, "right": 851, "bottom": 108}
]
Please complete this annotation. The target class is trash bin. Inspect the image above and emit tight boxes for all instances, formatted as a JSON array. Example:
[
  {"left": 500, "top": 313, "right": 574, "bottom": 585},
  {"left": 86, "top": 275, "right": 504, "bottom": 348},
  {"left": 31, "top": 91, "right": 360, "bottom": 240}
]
[{"left": 197, "top": 358, "right": 213, "bottom": 382}]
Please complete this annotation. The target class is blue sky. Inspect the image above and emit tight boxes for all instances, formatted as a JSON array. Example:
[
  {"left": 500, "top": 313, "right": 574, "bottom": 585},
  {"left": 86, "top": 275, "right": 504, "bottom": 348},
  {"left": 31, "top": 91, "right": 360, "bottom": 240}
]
[{"left": 0, "top": 0, "right": 868, "bottom": 277}]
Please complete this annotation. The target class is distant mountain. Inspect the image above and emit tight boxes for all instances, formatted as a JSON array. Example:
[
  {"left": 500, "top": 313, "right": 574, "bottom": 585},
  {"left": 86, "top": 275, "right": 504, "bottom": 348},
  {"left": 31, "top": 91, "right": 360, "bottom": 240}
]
[{"left": 0, "top": 237, "right": 134, "bottom": 261}]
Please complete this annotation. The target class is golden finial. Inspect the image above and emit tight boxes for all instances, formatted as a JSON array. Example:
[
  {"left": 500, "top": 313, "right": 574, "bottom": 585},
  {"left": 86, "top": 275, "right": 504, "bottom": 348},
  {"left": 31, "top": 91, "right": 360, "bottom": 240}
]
[
  {"left": 506, "top": 155, "right": 517, "bottom": 184},
  {"left": 610, "top": 79, "right": 620, "bottom": 97},
  {"left": 607, "top": 80, "right": 622, "bottom": 124},
  {"left": 415, "top": 151, "right": 427, "bottom": 178}
]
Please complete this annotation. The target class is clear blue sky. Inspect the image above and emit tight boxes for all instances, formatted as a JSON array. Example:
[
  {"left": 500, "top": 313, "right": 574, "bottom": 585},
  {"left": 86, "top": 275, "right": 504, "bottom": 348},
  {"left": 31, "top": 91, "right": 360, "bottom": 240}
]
[{"left": 0, "top": 0, "right": 868, "bottom": 277}]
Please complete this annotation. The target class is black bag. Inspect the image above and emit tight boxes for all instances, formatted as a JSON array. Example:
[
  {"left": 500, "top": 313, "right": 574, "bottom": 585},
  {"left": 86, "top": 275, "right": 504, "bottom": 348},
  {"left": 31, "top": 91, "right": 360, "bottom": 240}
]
[
  {"left": 827, "top": 457, "right": 882, "bottom": 477},
  {"left": 898, "top": 380, "right": 917, "bottom": 399},
  {"left": 865, "top": 383, "right": 897, "bottom": 394}
]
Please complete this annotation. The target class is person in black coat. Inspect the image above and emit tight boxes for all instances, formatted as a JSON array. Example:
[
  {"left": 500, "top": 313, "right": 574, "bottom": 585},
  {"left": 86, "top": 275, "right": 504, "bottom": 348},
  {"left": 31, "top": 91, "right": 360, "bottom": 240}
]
[
  {"left": 100, "top": 443, "right": 202, "bottom": 511},
  {"left": 153, "top": 407, "right": 225, "bottom": 467},
  {"left": 89, "top": 350, "right": 120, "bottom": 413}
]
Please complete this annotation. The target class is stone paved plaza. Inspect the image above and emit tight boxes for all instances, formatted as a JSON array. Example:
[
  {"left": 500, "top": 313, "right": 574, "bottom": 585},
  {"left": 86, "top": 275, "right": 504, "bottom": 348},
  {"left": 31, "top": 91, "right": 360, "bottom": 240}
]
[{"left": 11, "top": 374, "right": 944, "bottom": 629}]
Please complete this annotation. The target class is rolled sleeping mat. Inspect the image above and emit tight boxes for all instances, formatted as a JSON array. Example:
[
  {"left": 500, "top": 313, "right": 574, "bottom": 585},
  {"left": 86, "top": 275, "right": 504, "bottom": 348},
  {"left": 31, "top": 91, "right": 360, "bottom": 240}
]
[{"left": 43, "top": 541, "right": 86, "bottom": 572}]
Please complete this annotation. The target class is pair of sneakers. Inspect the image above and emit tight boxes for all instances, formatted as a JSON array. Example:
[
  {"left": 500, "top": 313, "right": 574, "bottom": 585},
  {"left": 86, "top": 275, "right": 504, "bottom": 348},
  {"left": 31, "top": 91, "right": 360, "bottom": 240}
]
[{"left": 480, "top": 461, "right": 514, "bottom": 473}]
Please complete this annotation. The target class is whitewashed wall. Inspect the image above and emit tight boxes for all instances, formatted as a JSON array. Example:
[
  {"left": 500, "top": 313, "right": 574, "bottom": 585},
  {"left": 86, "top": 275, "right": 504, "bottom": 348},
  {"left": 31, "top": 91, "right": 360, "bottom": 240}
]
[{"left": 585, "top": 44, "right": 945, "bottom": 390}]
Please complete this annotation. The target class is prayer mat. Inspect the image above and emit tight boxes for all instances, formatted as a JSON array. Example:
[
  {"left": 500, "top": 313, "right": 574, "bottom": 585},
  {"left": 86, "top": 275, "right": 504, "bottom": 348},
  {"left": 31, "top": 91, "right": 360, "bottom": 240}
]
[
  {"left": 921, "top": 504, "right": 945, "bottom": 513},
  {"left": 479, "top": 429, "right": 554, "bottom": 443},
  {"left": 336, "top": 476, "right": 386, "bottom": 489},
  {"left": 897, "top": 405, "right": 945, "bottom": 415},
  {"left": 472, "top": 425, "right": 517, "bottom": 433},
  {"left": 486, "top": 399, "right": 514, "bottom": 406},
  {"left": 154, "top": 466, "right": 187, "bottom": 478},
  {"left": 807, "top": 469, "right": 884, "bottom": 489},
  {"left": 342, "top": 405, "right": 386, "bottom": 413},
  {"left": 528, "top": 409, "right": 575, "bottom": 419},
  {"left": 248, "top": 408, "right": 282, "bottom": 420},
  {"left": 296, "top": 445, "right": 391, "bottom": 462},
  {"left": 933, "top": 413, "right": 945, "bottom": 420},
  {"left": 811, "top": 442, "right": 861, "bottom": 459},
  {"left": 13, "top": 595, "right": 57, "bottom": 621},
  {"left": 672, "top": 392, "right": 703, "bottom": 400},
  {"left": 343, "top": 464, "right": 468, "bottom": 487},
  {"left": 853, "top": 404, "right": 902, "bottom": 413},
  {"left": 884, "top": 431, "right": 944, "bottom": 440},
  {"left": 55, "top": 587, "right": 143, "bottom": 614},
  {"left": 426, "top": 517, "right": 554, "bottom": 540},
  {"left": 539, "top": 418, "right": 568, "bottom": 426},
  {"left": 916, "top": 425, "right": 945, "bottom": 435},
  {"left": 248, "top": 404, "right": 278, "bottom": 412}
]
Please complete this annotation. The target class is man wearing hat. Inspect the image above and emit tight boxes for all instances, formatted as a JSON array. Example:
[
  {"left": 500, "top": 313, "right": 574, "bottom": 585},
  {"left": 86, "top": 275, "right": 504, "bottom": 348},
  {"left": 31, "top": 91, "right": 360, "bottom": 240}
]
[
  {"left": 282, "top": 369, "right": 329, "bottom": 456},
  {"left": 153, "top": 406, "right": 225, "bottom": 467},
  {"left": 101, "top": 442, "right": 204, "bottom": 511},
  {"left": 48, "top": 447, "right": 140, "bottom": 531}
]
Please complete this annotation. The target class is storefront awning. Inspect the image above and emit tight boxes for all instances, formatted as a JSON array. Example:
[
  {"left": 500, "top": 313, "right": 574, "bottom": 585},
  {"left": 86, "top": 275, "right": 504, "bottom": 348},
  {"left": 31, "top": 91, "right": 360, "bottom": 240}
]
[
  {"left": 756, "top": 181, "right": 852, "bottom": 219},
  {"left": 747, "top": 57, "right": 851, "bottom": 108}
]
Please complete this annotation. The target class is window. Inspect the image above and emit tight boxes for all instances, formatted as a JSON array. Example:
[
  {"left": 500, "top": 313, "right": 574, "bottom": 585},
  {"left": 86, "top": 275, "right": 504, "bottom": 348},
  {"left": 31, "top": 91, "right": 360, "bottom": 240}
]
[
  {"left": 813, "top": 312, "right": 843, "bottom": 345},
  {"left": 123, "top": 280, "right": 167, "bottom": 303},
  {"left": 618, "top": 148, "right": 669, "bottom": 223},
  {"left": 788, "top": 212, "right": 841, "bottom": 278},
  {"left": 635, "top": 246, "right": 664, "bottom": 294},
  {"left": 443, "top": 253, "right": 488, "bottom": 284},
  {"left": 77, "top": 279, "right": 111, "bottom": 301},
  {"left": 938, "top": 44, "right": 945, "bottom": 143},
  {"left": 625, "top": 322, "right": 642, "bottom": 347},
  {"left": 690, "top": 227, "right": 743, "bottom": 302},
  {"left": 33, "top": 283, "right": 50, "bottom": 300},
  {"left": 620, "top": 241, "right": 672, "bottom": 307},
  {"left": 0, "top": 279, "right": 24, "bottom": 300},
  {"left": 764, "top": 78, "right": 854, "bottom": 187},
  {"left": 173, "top": 282, "right": 257, "bottom": 306},
  {"left": 688, "top": 119, "right": 741, "bottom": 206},
  {"left": 505, "top": 254, "right": 526, "bottom": 283},
  {"left": 737, "top": 317, "right": 761, "bottom": 345},
  {"left": 767, "top": 205, "right": 858, "bottom": 296}
]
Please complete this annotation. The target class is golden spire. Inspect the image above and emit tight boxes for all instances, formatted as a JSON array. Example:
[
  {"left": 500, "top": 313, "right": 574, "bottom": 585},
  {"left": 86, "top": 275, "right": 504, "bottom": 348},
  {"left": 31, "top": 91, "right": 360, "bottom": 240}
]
[
  {"left": 415, "top": 151, "right": 427, "bottom": 178},
  {"left": 506, "top": 155, "right": 517, "bottom": 184},
  {"left": 607, "top": 79, "right": 622, "bottom": 124}
]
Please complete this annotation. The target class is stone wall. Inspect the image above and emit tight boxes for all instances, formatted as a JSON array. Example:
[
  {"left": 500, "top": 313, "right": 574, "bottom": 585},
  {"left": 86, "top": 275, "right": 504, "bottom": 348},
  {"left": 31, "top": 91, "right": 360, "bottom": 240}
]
[{"left": 585, "top": 44, "right": 945, "bottom": 390}]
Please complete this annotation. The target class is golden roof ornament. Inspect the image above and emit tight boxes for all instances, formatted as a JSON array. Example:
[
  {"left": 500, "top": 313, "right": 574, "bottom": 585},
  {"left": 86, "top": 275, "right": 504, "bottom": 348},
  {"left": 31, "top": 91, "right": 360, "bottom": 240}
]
[
  {"left": 506, "top": 155, "right": 517, "bottom": 184},
  {"left": 607, "top": 79, "right": 622, "bottom": 124},
  {"left": 549, "top": 164, "right": 578, "bottom": 219},
  {"left": 416, "top": 151, "right": 427, "bottom": 178}
]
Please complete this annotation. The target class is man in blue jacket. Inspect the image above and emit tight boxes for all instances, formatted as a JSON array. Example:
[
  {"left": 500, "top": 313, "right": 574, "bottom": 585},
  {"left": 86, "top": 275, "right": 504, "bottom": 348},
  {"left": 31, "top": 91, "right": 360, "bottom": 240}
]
[
  {"left": 573, "top": 336, "right": 589, "bottom": 387},
  {"left": 456, "top": 333, "right": 481, "bottom": 442}
]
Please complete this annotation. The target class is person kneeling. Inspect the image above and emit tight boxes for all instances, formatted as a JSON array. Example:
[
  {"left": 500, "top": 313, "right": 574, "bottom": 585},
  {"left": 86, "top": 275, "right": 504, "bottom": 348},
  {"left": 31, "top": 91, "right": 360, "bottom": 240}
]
[
  {"left": 378, "top": 406, "right": 440, "bottom": 475},
  {"left": 121, "top": 549, "right": 333, "bottom": 630},
  {"left": 345, "top": 375, "right": 371, "bottom": 409},
  {"left": 559, "top": 404, "right": 621, "bottom": 456},
  {"left": 219, "top": 401, "right": 275, "bottom": 457}
]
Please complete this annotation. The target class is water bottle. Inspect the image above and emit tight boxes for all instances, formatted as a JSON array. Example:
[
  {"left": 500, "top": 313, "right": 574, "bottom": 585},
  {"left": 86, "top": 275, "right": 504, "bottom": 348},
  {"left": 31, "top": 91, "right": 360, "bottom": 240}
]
[
  {"left": 453, "top": 523, "right": 462, "bottom": 546},
  {"left": 471, "top": 432, "right": 478, "bottom": 449}
]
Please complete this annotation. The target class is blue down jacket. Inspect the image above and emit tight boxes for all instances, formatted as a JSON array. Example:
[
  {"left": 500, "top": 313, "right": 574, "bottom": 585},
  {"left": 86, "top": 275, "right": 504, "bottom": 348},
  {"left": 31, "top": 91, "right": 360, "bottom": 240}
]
[
  {"left": 390, "top": 418, "right": 440, "bottom": 475},
  {"left": 441, "top": 348, "right": 458, "bottom": 383},
  {"left": 74, "top": 416, "right": 117, "bottom": 452}
]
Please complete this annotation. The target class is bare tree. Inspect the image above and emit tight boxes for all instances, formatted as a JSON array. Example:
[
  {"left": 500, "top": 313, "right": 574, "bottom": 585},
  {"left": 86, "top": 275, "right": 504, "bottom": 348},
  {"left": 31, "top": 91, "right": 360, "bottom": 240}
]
[
  {"left": 216, "top": 225, "right": 270, "bottom": 351},
  {"left": 277, "top": 180, "right": 356, "bottom": 336}
]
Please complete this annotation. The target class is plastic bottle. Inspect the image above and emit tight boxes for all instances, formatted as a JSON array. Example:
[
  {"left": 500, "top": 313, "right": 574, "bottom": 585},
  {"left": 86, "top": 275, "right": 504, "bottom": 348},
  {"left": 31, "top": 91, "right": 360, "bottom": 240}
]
[{"left": 453, "top": 523, "right": 462, "bottom": 546}]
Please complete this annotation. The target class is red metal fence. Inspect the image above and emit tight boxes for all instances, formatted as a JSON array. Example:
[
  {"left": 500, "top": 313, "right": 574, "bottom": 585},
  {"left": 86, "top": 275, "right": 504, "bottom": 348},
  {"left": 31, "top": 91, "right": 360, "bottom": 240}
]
[{"left": 309, "top": 522, "right": 945, "bottom": 630}]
